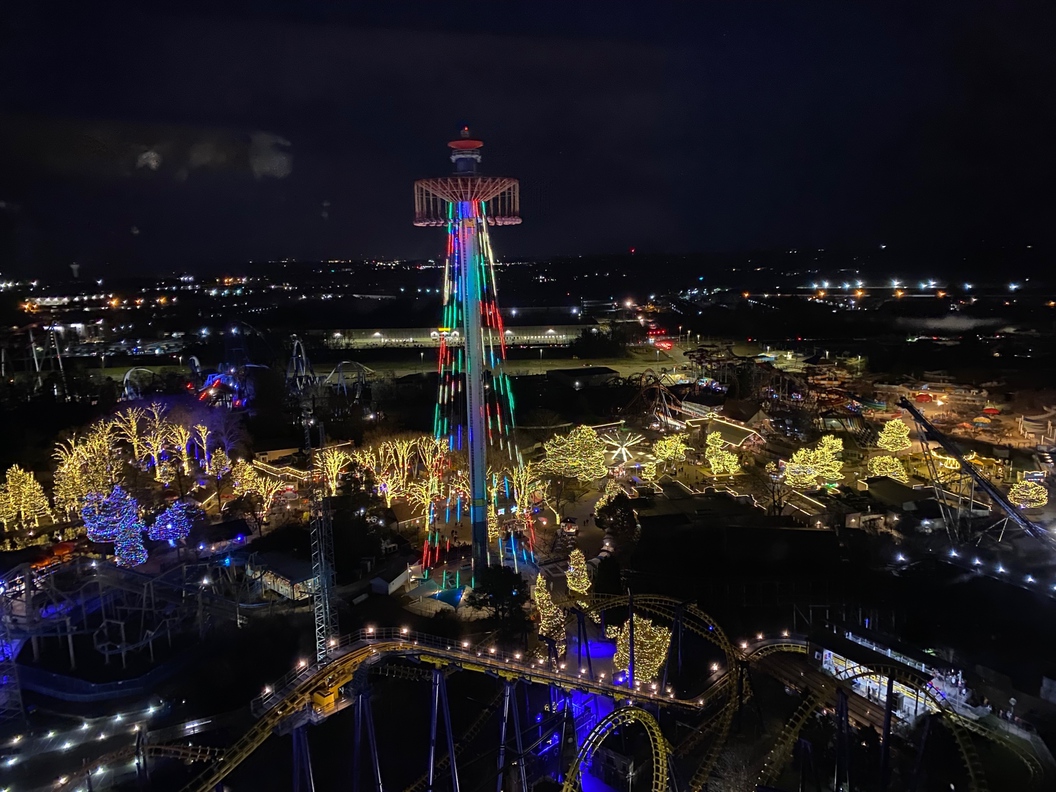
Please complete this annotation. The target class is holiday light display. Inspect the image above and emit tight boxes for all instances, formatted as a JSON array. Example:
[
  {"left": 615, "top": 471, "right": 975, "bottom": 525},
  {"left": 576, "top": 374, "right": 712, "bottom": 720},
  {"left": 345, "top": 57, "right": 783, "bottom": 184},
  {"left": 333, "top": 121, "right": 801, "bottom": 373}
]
[
  {"left": 540, "top": 425, "right": 608, "bottom": 482},
  {"left": 533, "top": 573, "right": 565, "bottom": 655},
  {"left": 207, "top": 449, "right": 232, "bottom": 482},
  {"left": 0, "top": 465, "right": 52, "bottom": 531},
  {"left": 81, "top": 485, "right": 147, "bottom": 566},
  {"left": 143, "top": 402, "right": 171, "bottom": 473},
  {"left": 255, "top": 475, "right": 285, "bottom": 511},
  {"left": 113, "top": 406, "right": 147, "bottom": 463},
  {"left": 606, "top": 615, "right": 672, "bottom": 684},
  {"left": 81, "top": 486, "right": 139, "bottom": 542},
  {"left": 316, "top": 447, "right": 351, "bottom": 496},
  {"left": 419, "top": 132, "right": 522, "bottom": 571},
  {"left": 353, "top": 438, "right": 416, "bottom": 508},
  {"left": 169, "top": 423, "right": 194, "bottom": 475},
  {"left": 867, "top": 455, "right": 908, "bottom": 483},
  {"left": 704, "top": 432, "right": 739, "bottom": 476},
  {"left": 1009, "top": 480, "right": 1048, "bottom": 509},
  {"left": 53, "top": 424, "right": 121, "bottom": 517},
  {"left": 596, "top": 479, "right": 623, "bottom": 510},
  {"left": 230, "top": 460, "right": 260, "bottom": 497},
  {"left": 652, "top": 433, "right": 690, "bottom": 470},
  {"left": 601, "top": 430, "right": 646, "bottom": 464},
  {"left": 508, "top": 461, "right": 543, "bottom": 549},
  {"left": 149, "top": 500, "right": 194, "bottom": 542},
  {"left": 156, "top": 461, "right": 177, "bottom": 486},
  {"left": 784, "top": 435, "right": 843, "bottom": 489},
  {"left": 877, "top": 419, "right": 912, "bottom": 454},
  {"left": 487, "top": 503, "right": 499, "bottom": 543},
  {"left": 566, "top": 548, "right": 592, "bottom": 596},
  {"left": 640, "top": 461, "right": 658, "bottom": 482},
  {"left": 193, "top": 424, "right": 212, "bottom": 466}
]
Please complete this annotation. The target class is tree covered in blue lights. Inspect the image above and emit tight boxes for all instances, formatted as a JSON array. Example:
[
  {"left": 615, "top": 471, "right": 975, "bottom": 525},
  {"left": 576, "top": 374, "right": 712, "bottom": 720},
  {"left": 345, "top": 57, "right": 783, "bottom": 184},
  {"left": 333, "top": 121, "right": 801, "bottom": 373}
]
[
  {"left": 81, "top": 485, "right": 148, "bottom": 567},
  {"left": 149, "top": 500, "right": 195, "bottom": 542}
]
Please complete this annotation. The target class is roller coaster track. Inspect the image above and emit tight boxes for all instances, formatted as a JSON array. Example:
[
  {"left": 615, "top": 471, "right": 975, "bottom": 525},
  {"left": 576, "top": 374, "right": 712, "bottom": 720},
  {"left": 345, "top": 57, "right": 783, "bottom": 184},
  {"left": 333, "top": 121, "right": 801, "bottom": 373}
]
[
  {"left": 402, "top": 688, "right": 505, "bottom": 792},
  {"left": 561, "top": 707, "right": 670, "bottom": 792},
  {"left": 178, "top": 627, "right": 717, "bottom": 792},
  {"left": 754, "top": 658, "right": 1046, "bottom": 792}
]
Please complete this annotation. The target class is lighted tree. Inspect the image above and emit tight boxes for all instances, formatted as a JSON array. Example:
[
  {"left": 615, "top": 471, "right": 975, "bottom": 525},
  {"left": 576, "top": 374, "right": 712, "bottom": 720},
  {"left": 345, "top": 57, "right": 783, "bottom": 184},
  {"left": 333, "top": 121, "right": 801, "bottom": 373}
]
[
  {"left": 256, "top": 475, "right": 285, "bottom": 512},
  {"left": 207, "top": 449, "right": 232, "bottom": 505},
  {"left": 148, "top": 500, "right": 195, "bottom": 542},
  {"left": 540, "top": 425, "right": 608, "bottom": 482},
  {"left": 113, "top": 406, "right": 147, "bottom": 463},
  {"left": 353, "top": 438, "right": 416, "bottom": 507},
  {"left": 704, "top": 432, "right": 740, "bottom": 476},
  {"left": 784, "top": 436, "right": 843, "bottom": 489},
  {"left": 487, "top": 503, "right": 500, "bottom": 543},
  {"left": 639, "top": 461, "right": 658, "bottom": 482},
  {"left": 1009, "top": 481, "right": 1048, "bottom": 509},
  {"left": 868, "top": 455, "right": 908, "bottom": 483},
  {"left": 193, "top": 423, "right": 212, "bottom": 467},
  {"left": 606, "top": 615, "right": 672, "bottom": 684},
  {"left": 169, "top": 423, "right": 194, "bottom": 475},
  {"left": 652, "top": 433, "right": 690, "bottom": 470},
  {"left": 143, "top": 402, "right": 171, "bottom": 474},
  {"left": 53, "top": 425, "right": 120, "bottom": 517},
  {"left": 81, "top": 485, "right": 147, "bottom": 567},
  {"left": 533, "top": 573, "right": 566, "bottom": 656},
  {"left": 230, "top": 460, "right": 260, "bottom": 497},
  {"left": 877, "top": 420, "right": 912, "bottom": 454},
  {"left": 596, "top": 479, "right": 623, "bottom": 510},
  {"left": 315, "top": 447, "right": 351, "bottom": 496},
  {"left": 0, "top": 465, "right": 52, "bottom": 531},
  {"left": 566, "top": 549, "right": 592, "bottom": 597}
]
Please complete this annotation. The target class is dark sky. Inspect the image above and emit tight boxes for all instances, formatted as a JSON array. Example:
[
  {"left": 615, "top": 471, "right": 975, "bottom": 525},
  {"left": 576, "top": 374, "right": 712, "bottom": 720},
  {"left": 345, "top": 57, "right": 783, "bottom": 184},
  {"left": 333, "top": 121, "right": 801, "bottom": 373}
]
[{"left": 1, "top": 1, "right": 1054, "bottom": 276}]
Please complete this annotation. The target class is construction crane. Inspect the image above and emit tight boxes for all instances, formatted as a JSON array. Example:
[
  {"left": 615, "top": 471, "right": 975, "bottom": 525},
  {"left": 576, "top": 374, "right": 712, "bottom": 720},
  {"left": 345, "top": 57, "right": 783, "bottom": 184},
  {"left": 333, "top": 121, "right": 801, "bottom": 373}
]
[
  {"left": 898, "top": 397, "right": 1052, "bottom": 547},
  {"left": 303, "top": 413, "right": 338, "bottom": 662}
]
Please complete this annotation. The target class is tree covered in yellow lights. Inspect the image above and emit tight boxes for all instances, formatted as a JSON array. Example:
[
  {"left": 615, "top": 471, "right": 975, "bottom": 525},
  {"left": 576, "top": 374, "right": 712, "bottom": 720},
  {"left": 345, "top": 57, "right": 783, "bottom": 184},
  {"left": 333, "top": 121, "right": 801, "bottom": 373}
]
[
  {"left": 113, "top": 406, "right": 147, "bottom": 463},
  {"left": 784, "top": 435, "right": 843, "bottom": 489},
  {"left": 1009, "top": 480, "right": 1048, "bottom": 509},
  {"left": 877, "top": 419, "right": 912, "bottom": 454},
  {"left": 868, "top": 455, "right": 908, "bottom": 483},
  {"left": 596, "top": 479, "right": 623, "bottom": 510},
  {"left": 566, "top": 548, "right": 591, "bottom": 597},
  {"left": 704, "top": 432, "right": 739, "bottom": 476},
  {"left": 606, "top": 615, "right": 672, "bottom": 684},
  {"left": 53, "top": 425, "right": 121, "bottom": 517},
  {"left": 353, "top": 437, "right": 416, "bottom": 507},
  {"left": 540, "top": 425, "right": 608, "bottom": 482},
  {"left": 652, "top": 433, "right": 689, "bottom": 470},
  {"left": 0, "top": 465, "right": 52, "bottom": 531},
  {"left": 315, "top": 447, "right": 351, "bottom": 496},
  {"left": 533, "top": 573, "right": 565, "bottom": 655}
]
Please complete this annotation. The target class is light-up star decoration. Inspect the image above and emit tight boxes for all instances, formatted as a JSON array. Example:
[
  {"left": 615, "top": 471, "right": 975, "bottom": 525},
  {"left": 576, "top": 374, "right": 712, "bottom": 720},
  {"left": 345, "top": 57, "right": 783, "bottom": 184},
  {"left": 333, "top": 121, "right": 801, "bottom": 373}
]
[{"left": 601, "top": 430, "right": 646, "bottom": 464}]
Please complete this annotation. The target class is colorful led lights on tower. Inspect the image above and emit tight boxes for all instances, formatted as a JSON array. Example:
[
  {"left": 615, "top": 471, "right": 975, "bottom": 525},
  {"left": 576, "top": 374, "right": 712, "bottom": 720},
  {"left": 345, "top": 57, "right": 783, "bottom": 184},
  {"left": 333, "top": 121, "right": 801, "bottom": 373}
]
[{"left": 414, "top": 129, "right": 522, "bottom": 574}]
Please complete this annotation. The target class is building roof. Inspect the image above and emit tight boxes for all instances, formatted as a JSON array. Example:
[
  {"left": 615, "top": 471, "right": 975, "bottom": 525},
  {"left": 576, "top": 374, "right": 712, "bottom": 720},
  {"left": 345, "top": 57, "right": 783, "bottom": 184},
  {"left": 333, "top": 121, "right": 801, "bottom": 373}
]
[
  {"left": 860, "top": 477, "right": 933, "bottom": 508},
  {"left": 248, "top": 551, "right": 314, "bottom": 584},
  {"left": 705, "top": 417, "right": 760, "bottom": 447},
  {"left": 808, "top": 629, "right": 934, "bottom": 688}
]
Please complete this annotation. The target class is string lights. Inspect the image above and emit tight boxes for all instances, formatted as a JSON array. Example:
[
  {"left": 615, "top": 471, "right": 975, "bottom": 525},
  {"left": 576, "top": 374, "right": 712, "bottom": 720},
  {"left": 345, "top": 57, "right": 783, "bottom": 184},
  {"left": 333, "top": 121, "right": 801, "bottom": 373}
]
[
  {"left": 566, "top": 549, "right": 592, "bottom": 597},
  {"left": 607, "top": 615, "right": 672, "bottom": 683},
  {"left": 540, "top": 425, "right": 608, "bottom": 482},
  {"left": 867, "top": 455, "right": 908, "bottom": 483},
  {"left": 148, "top": 500, "right": 195, "bottom": 542},
  {"left": 877, "top": 419, "right": 912, "bottom": 454},
  {"left": 532, "top": 573, "right": 565, "bottom": 655}
]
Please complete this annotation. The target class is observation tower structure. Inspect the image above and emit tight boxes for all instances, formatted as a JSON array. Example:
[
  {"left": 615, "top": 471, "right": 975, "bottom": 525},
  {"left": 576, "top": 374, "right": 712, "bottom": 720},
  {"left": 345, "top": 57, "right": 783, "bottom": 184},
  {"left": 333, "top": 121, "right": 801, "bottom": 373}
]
[{"left": 415, "top": 128, "right": 521, "bottom": 574}]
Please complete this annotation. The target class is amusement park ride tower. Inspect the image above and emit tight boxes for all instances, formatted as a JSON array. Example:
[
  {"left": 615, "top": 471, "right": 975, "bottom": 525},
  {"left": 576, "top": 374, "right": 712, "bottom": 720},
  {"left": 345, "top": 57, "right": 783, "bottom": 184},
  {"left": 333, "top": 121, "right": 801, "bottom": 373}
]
[{"left": 415, "top": 129, "right": 521, "bottom": 573}]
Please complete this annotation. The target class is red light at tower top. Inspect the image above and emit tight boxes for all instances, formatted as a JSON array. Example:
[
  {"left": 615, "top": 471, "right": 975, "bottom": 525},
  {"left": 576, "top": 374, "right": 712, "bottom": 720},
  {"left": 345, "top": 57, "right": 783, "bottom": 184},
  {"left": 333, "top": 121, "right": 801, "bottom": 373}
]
[{"left": 413, "top": 128, "right": 521, "bottom": 227}]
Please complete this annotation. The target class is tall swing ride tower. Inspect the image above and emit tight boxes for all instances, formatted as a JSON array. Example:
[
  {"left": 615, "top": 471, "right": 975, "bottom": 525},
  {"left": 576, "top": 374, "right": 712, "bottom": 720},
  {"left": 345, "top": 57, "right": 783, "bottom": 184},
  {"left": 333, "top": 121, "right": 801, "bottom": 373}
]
[{"left": 415, "top": 128, "right": 521, "bottom": 573}]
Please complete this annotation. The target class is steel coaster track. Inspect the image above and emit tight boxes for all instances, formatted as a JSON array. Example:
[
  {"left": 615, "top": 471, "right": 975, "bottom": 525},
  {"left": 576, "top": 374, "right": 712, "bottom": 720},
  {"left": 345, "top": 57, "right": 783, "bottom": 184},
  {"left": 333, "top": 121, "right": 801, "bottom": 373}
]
[
  {"left": 752, "top": 660, "right": 1041, "bottom": 792},
  {"left": 560, "top": 707, "right": 670, "bottom": 792},
  {"left": 178, "top": 629, "right": 720, "bottom": 792},
  {"left": 402, "top": 688, "right": 505, "bottom": 792}
]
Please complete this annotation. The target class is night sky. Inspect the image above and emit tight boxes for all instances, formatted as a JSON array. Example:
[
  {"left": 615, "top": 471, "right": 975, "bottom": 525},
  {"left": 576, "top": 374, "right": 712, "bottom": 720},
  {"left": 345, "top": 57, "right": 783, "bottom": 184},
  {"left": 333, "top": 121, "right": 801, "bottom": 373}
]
[{"left": 1, "top": 1, "right": 1054, "bottom": 276}]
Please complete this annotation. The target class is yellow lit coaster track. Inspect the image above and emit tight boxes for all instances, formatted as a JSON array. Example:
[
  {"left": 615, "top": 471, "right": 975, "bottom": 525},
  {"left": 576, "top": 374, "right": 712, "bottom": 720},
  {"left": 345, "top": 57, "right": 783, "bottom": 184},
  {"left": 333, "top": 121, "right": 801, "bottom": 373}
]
[{"left": 65, "top": 595, "right": 1043, "bottom": 792}]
